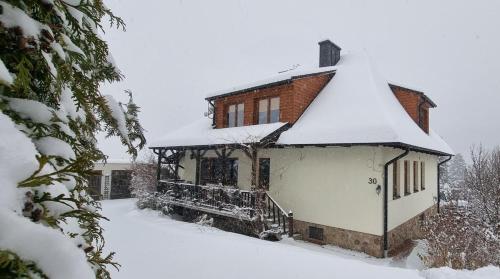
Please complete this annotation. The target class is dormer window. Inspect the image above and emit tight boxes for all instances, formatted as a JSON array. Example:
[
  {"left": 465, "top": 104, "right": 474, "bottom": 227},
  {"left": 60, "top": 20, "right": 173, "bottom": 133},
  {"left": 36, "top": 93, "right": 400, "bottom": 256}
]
[
  {"left": 258, "top": 97, "right": 280, "bottom": 124},
  {"left": 227, "top": 103, "right": 244, "bottom": 127}
]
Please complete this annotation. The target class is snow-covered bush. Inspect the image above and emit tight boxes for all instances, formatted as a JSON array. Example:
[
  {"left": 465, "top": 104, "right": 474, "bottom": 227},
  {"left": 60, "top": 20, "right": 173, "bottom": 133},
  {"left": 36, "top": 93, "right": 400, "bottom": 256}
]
[
  {"left": 423, "top": 146, "right": 500, "bottom": 269},
  {"left": 0, "top": 1, "right": 145, "bottom": 278},
  {"left": 130, "top": 152, "right": 157, "bottom": 195},
  {"left": 422, "top": 205, "right": 499, "bottom": 269}
]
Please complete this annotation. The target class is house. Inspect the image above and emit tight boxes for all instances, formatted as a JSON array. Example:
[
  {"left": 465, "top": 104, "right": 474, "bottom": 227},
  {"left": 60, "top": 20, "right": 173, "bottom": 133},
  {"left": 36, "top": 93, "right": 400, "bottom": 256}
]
[
  {"left": 149, "top": 40, "right": 453, "bottom": 258},
  {"left": 89, "top": 160, "right": 133, "bottom": 200}
]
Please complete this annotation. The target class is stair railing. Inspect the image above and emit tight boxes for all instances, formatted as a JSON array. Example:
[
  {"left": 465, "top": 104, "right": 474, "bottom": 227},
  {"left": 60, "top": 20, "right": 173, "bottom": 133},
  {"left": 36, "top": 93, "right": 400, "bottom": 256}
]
[{"left": 264, "top": 192, "right": 293, "bottom": 237}]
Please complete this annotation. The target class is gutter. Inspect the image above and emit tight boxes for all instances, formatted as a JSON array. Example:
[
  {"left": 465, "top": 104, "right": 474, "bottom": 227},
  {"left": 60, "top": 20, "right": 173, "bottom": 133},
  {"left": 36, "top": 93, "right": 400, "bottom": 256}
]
[
  {"left": 383, "top": 147, "right": 409, "bottom": 257},
  {"left": 437, "top": 155, "right": 452, "bottom": 213}
]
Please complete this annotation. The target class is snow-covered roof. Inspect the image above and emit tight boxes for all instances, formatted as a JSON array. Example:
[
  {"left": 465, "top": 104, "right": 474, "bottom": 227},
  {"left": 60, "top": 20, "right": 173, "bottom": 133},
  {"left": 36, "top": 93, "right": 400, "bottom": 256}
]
[
  {"left": 205, "top": 66, "right": 336, "bottom": 100},
  {"left": 153, "top": 50, "right": 452, "bottom": 155},
  {"left": 150, "top": 118, "right": 287, "bottom": 148},
  {"left": 277, "top": 51, "right": 453, "bottom": 155}
]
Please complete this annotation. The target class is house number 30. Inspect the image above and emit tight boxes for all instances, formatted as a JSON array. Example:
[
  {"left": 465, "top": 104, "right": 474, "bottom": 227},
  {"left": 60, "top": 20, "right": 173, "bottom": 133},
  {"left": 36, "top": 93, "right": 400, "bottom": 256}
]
[{"left": 368, "top": 178, "right": 377, "bottom": 184}]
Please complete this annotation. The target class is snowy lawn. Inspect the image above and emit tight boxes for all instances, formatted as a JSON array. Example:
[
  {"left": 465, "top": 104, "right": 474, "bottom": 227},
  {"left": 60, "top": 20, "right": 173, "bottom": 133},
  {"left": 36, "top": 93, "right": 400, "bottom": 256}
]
[{"left": 101, "top": 199, "right": 498, "bottom": 279}]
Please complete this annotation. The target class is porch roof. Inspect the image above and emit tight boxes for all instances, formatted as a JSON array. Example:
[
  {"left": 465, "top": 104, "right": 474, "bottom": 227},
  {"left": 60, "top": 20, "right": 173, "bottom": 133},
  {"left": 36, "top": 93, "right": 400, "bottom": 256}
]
[{"left": 149, "top": 118, "right": 287, "bottom": 149}]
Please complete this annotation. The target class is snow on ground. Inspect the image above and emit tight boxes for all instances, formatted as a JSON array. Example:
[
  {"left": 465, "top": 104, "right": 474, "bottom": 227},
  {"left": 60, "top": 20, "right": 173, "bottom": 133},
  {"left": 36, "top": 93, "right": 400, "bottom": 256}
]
[{"left": 101, "top": 199, "right": 499, "bottom": 279}]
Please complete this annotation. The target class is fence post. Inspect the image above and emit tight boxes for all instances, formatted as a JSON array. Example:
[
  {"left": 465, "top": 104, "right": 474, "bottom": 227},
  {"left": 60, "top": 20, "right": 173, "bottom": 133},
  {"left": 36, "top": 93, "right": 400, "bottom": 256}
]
[{"left": 287, "top": 211, "right": 294, "bottom": 237}]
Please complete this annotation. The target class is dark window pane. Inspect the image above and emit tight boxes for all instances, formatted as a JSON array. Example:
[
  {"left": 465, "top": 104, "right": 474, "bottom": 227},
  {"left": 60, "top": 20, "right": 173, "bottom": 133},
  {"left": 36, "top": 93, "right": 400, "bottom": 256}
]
[
  {"left": 258, "top": 99, "right": 268, "bottom": 124},
  {"left": 228, "top": 112, "right": 235, "bottom": 127},
  {"left": 404, "top": 160, "right": 410, "bottom": 195},
  {"left": 392, "top": 161, "right": 399, "bottom": 199},
  {"left": 237, "top": 103, "right": 244, "bottom": 127},
  {"left": 200, "top": 158, "right": 238, "bottom": 186},
  {"left": 259, "top": 158, "right": 270, "bottom": 190},
  {"left": 227, "top": 105, "right": 236, "bottom": 127},
  {"left": 110, "top": 170, "right": 132, "bottom": 199},
  {"left": 258, "top": 112, "right": 267, "bottom": 124},
  {"left": 270, "top": 97, "right": 279, "bottom": 123},
  {"left": 270, "top": 109, "right": 279, "bottom": 123},
  {"left": 88, "top": 171, "right": 102, "bottom": 200}
]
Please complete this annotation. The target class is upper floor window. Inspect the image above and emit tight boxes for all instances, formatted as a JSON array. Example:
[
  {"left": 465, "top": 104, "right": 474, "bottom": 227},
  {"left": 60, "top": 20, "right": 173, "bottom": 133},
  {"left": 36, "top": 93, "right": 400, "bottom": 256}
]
[
  {"left": 227, "top": 103, "right": 244, "bottom": 127},
  {"left": 258, "top": 97, "right": 280, "bottom": 124}
]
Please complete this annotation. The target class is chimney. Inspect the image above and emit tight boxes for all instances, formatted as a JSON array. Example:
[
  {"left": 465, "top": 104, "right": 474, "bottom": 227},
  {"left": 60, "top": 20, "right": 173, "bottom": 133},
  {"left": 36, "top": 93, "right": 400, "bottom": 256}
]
[{"left": 318, "top": 39, "right": 341, "bottom": 67}]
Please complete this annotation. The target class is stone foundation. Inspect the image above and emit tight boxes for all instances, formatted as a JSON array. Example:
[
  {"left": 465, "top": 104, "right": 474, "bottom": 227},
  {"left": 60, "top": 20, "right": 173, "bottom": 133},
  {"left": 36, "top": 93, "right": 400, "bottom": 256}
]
[
  {"left": 387, "top": 204, "right": 437, "bottom": 254},
  {"left": 294, "top": 204, "right": 438, "bottom": 258},
  {"left": 294, "top": 220, "right": 384, "bottom": 257}
]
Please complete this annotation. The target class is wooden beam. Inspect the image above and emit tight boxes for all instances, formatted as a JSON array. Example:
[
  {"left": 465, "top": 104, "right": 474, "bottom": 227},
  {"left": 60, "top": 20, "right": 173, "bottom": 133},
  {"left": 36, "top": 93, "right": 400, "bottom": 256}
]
[
  {"left": 156, "top": 147, "right": 163, "bottom": 183},
  {"left": 195, "top": 149, "right": 201, "bottom": 185}
]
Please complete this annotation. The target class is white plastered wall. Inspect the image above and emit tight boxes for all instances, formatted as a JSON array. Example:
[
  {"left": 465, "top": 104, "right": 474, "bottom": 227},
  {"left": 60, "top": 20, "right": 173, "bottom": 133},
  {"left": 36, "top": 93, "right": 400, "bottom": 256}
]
[
  {"left": 178, "top": 146, "right": 439, "bottom": 236},
  {"left": 264, "top": 146, "right": 385, "bottom": 236}
]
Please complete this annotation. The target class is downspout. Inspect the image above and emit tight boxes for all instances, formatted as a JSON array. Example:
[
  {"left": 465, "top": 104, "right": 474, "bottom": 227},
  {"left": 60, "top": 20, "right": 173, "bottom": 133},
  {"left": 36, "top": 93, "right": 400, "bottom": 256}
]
[
  {"left": 437, "top": 155, "right": 452, "bottom": 213},
  {"left": 383, "top": 147, "right": 409, "bottom": 257}
]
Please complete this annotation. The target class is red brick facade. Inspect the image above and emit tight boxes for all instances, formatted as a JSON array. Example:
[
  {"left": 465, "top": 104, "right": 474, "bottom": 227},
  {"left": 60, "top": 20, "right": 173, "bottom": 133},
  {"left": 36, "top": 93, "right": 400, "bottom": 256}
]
[
  {"left": 212, "top": 75, "right": 433, "bottom": 133},
  {"left": 214, "top": 73, "right": 334, "bottom": 128},
  {"left": 389, "top": 85, "right": 431, "bottom": 134}
]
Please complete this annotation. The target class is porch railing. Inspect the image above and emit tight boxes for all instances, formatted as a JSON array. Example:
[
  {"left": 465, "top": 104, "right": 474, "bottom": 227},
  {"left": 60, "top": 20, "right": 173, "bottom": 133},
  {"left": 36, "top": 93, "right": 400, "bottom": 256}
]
[
  {"left": 158, "top": 180, "right": 293, "bottom": 236},
  {"left": 158, "top": 180, "right": 257, "bottom": 219}
]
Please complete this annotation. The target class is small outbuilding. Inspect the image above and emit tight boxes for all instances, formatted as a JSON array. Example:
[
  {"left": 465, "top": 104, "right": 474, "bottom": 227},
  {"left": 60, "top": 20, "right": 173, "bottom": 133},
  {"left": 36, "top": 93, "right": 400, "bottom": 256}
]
[{"left": 89, "top": 159, "right": 133, "bottom": 200}]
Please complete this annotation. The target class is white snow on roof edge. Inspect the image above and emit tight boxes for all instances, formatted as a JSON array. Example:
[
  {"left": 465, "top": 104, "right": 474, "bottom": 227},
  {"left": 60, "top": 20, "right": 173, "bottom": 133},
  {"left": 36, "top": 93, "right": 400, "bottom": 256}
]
[
  {"left": 205, "top": 66, "right": 336, "bottom": 99},
  {"left": 150, "top": 118, "right": 287, "bottom": 148}
]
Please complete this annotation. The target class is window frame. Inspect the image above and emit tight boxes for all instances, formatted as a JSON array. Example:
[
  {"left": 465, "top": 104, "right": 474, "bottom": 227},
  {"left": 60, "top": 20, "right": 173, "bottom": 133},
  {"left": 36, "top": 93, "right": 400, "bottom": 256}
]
[
  {"left": 392, "top": 160, "right": 400, "bottom": 200},
  {"left": 256, "top": 96, "right": 280, "bottom": 124},
  {"left": 420, "top": 161, "right": 426, "bottom": 190},
  {"left": 404, "top": 160, "right": 411, "bottom": 195},
  {"left": 413, "top": 161, "right": 419, "bottom": 192},
  {"left": 200, "top": 157, "right": 239, "bottom": 186},
  {"left": 258, "top": 158, "right": 271, "bottom": 190},
  {"left": 226, "top": 102, "right": 244, "bottom": 128}
]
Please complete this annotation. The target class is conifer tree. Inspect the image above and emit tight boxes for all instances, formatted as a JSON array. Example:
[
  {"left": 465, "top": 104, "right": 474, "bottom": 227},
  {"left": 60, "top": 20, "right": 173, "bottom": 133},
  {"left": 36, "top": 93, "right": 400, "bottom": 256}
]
[{"left": 0, "top": 0, "right": 145, "bottom": 278}]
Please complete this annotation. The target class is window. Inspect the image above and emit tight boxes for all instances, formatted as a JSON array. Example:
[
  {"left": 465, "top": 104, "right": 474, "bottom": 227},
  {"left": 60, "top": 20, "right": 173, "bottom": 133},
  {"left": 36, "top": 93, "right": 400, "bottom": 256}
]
[
  {"left": 200, "top": 158, "right": 238, "bottom": 186},
  {"left": 392, "top": 161, "right": 400, "bottom": 199},
  {"left": 227, "top": 103, "right": 244, "bottom": 127},
  {"left": 259, "top": 158, "right": 270, "bottom": 190},
  {"left": 404, "top": 160, "right": 411, "bottom": 195},
  {"left": 413, "top": 161, "right": 419, "bottom": 192},
  {"left": 110, "top": 170, "right": 132, "bottom": 199},
  {"left": 270, "top": 97, "right": 280, "bottom": 122},
  {"left": 421, "top": 161, "right": 426, "bottom": 190},
  {"left": 308, "top": 226, "right": 324, "bottom": 241},
  {"left": 88, "top": 171, "right": 102, "bottom": 200},
  {"left": 258, "top": 97, "right": 280, "bottom": 124}
]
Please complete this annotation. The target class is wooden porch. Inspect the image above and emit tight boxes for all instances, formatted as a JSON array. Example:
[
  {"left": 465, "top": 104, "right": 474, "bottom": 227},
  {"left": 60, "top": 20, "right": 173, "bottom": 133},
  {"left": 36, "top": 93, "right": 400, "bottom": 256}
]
[{"left": 157, "top": 179, "right": 294, "bottom": 236}]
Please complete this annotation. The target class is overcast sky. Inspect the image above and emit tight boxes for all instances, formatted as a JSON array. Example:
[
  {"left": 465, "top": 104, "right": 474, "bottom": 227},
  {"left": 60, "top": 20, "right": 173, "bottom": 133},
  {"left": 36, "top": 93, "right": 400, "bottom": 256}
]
[{"left": 99, "top": 0, "right": 500, "bottom": 161}]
